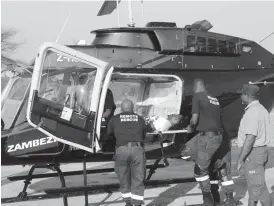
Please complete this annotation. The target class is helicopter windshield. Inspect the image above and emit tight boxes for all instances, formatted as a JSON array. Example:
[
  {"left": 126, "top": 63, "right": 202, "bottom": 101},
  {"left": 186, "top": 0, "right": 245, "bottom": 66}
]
[{"left": 1, "top": 77, "right": 31, "bottom": 130}]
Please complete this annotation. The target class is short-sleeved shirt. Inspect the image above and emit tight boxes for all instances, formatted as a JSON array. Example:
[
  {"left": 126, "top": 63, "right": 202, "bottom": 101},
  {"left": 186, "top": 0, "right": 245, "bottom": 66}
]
[
  {"left": 192, "top": 91, "right": 221, "bottom": 132},
  {"left": 237, "top": 100, "right": 271, "bottom": 148},
  {"left": 107, "top": 111, "right": 148, "bottom": 148},
  {"left": 104, "top": 89, "right": 116, "bottom": 118}
]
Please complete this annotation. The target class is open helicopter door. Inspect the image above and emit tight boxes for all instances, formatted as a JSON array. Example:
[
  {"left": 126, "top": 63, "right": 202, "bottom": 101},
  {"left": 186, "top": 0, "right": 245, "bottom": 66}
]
[{"left": 27, "top": 42, "right": 113, "bottom": 153}]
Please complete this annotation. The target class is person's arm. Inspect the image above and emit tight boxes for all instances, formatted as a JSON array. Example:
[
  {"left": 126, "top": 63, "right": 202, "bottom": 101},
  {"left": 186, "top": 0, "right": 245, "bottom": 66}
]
[
  {"left": 238, "top": 134, "right": 256, "bottom": 163},
  {"left": 103, "top": 109, "right": 112, "bottom": 118},
  {"left": 237, "top": 111, "right": 258, "bottom": 172},
  {"left": 106, "top": 117, "right": 114, "bottom": 137}
]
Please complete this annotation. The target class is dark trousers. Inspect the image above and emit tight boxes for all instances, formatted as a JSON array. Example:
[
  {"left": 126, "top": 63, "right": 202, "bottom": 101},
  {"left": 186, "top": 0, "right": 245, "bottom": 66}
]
[
  {"left": 184, "top": 132, "right": 235, "bottom": 187},
  {"left": 115, "top": 143, "right": 146, "bottom": 205},
  {"left": 193, "top": 132, "right": 223, "bottom": 193}
]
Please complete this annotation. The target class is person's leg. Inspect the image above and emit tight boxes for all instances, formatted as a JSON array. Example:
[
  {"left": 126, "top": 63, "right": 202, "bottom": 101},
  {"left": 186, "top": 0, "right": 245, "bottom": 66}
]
[
  {"left": 195, "top": 133, "right": 223, "bottom": 206},
  {"left": 244, "top": 148, "right": 271, "bottom": 206},
  {"left": 115, "top": 146, "right": 132, "bottom": 205},
  {"left": 130, "top": 145, "right": 146, "bottom": 206},
  {"left": 180, "top": 133, "right": 198, "bottom": 161}
]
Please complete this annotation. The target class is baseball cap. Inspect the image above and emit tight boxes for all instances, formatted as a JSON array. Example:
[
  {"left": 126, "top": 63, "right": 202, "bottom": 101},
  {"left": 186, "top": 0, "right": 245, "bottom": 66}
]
[{"left": 237, "top": 84, "right": 260, "bottom": 96}]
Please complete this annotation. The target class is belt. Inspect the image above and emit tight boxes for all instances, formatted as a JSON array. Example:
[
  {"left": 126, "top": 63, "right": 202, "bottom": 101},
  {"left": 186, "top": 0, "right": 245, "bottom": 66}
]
[{"left": 200, "top": 131, "right": 222, "bottom": 136}]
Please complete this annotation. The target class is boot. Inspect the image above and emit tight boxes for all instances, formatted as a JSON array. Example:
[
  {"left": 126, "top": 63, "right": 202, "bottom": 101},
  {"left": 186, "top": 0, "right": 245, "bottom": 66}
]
[
  {"left": 221, "top": 192, "right": 237, "bottom": 206},
  {"left": 202, "top": 191, "right": 215, "bottom": 206}
]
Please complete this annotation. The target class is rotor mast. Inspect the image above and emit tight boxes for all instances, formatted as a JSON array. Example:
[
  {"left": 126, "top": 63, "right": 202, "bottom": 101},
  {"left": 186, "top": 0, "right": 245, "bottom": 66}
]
[{"left": 127, "top": 0, "right": 135, "bottom": 27}]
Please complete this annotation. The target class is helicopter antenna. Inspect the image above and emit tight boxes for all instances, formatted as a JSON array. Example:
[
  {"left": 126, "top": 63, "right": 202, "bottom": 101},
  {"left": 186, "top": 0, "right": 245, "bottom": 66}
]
[
  {"left": 116, "top": 0, "right": 120, "bottom": 27},
  {"left": 141, "top": 0, "right": 144, "bottom": 26},
  {"left": 127, "top": 0, "right": 135, "bottom": 27},
  {"left": 55, "top": 12, "right": 71, "bottom": 43},
  {"left": 259, "top": 31, "right": 274, "bottom": 44}
]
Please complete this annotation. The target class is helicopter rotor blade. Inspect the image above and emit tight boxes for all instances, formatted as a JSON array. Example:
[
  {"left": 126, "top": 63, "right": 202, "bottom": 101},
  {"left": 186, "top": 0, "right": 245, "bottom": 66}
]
[{"left": 97, "top": 0, "right": 121, "bottom": 16}]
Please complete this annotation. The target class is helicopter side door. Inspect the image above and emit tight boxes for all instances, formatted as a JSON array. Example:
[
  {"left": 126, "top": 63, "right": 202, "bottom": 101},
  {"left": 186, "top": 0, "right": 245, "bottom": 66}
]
[{"left": 27, "top": 42, "right": 113, "bottom": 153}]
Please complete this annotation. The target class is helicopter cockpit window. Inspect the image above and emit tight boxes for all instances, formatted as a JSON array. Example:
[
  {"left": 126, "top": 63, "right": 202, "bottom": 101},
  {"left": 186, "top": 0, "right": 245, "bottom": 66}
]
[
  {"left": 1, "top": 77, "right": 30, "bottom": 129},
  {"left": 208, "top": 38, "right": 217, "bottom": 53},
  {"left": 38, "top": 50, "right": 97, "bottom": 114},
  {"left": 242, "top": 44, "right": 252, "bottom": 53},
  {"left": 186, "top": 35, "right": 196, "bottom": 52},
  {"left": 197, "top": 37, "right": 206, "bottom": 52}
]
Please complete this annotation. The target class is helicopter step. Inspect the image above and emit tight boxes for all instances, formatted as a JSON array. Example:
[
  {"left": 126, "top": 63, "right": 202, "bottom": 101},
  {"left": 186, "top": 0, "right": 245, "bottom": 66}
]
[
  {"left": 6, "top": 159, "right": 167, "bottom": 206},
  {"left": 7, "top": 163, "right": 166, "bottom": 181}
]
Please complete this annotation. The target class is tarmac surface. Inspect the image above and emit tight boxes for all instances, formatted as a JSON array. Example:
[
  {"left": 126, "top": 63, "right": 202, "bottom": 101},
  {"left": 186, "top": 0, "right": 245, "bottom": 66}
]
[{"left": 1, "top": 111, "right": 274, "bottom": 206}]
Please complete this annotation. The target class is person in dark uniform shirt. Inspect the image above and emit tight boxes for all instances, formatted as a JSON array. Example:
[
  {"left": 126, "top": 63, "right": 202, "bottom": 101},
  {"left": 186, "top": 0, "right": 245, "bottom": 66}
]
[
  {"left": 107, "top": 99, "right": 149, "bottom": 206},
  {"left": 181, "top": 80, "right": 237, "bottom": 205},
  {"left": 186, "top": 78, "right": 225, "bottom": 206}
]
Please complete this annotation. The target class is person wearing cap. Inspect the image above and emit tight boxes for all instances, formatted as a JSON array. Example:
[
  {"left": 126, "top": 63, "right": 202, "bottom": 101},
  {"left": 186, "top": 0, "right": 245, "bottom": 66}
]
[
  {"left": 185, "top": 78, "right": 224, "bottom": 206},
  {"left": 107, "top": 99, "right": 151, "bottom": 206},
  {"left": 236, "top": 84, "right": 272, "bottom": 206}
]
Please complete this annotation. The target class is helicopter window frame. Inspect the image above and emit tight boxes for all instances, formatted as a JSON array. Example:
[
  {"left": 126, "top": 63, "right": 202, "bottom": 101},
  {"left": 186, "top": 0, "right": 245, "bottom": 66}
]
[
  {"left": 186, "top": 35, "right": 196, "bottom": 52},
  {"left": 197, "top": 36, "right": 207, "bottom": 53},
  {"left": 96, "top": 72, "right": 184, "bottom": 143},
  {"left": 228, "top": 42, "right": 237, "bottom": 54},
  {"left": 208, "top": 38, "right": 217, "bottom": 53},
  {"left": 218, "top": 40, "right": 228, "bottom": 54}
]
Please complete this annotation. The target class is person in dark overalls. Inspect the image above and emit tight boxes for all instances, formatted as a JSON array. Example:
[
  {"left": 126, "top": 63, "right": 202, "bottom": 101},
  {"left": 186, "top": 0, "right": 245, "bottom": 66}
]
[
  {"left": 107, "top": 99, "right": 148, "bottom": 206},
  {"left": 185, "top": 78, "right": 224, "bottom": 206},
  {"left": 181, "top": 81, "right": 237, "bottom": 205}
]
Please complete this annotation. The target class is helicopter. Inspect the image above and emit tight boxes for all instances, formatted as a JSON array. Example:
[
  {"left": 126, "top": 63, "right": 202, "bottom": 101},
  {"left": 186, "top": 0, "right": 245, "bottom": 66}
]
[{"left": 1, "top": 0, "right": 274, "bottom": 205}]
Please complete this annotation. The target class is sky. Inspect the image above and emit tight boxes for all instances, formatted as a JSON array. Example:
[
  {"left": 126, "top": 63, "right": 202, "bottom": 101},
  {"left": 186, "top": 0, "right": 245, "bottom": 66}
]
[{"left": 1, "top": 0, "right": 274, "bottom": 64}]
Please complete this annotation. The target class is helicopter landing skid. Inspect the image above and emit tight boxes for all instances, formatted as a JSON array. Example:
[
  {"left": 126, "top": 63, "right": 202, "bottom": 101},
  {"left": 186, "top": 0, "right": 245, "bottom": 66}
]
[{"left": 16, "top": 162, "right": 68, "bottom": 206}]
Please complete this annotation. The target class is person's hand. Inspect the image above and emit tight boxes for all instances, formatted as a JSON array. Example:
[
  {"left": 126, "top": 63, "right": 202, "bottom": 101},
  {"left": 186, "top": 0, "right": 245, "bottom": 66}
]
[
  {"left": 186, "top": 125, "right": 194, "bottom": 134},
  {"left": 236, "top": 158, "right": 244, "bottom": 174}
]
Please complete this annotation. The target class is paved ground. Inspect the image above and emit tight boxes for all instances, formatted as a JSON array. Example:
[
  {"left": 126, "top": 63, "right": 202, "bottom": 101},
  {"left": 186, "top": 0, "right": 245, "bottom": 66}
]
[{"left": 1, "top": 145, "right": 274, "bottom": 206}]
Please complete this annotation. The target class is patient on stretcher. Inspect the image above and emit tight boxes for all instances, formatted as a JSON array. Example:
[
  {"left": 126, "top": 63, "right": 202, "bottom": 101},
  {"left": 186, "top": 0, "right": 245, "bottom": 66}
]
[{"left": 145, "top": 114, "right": 183, "bottom": 132}]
